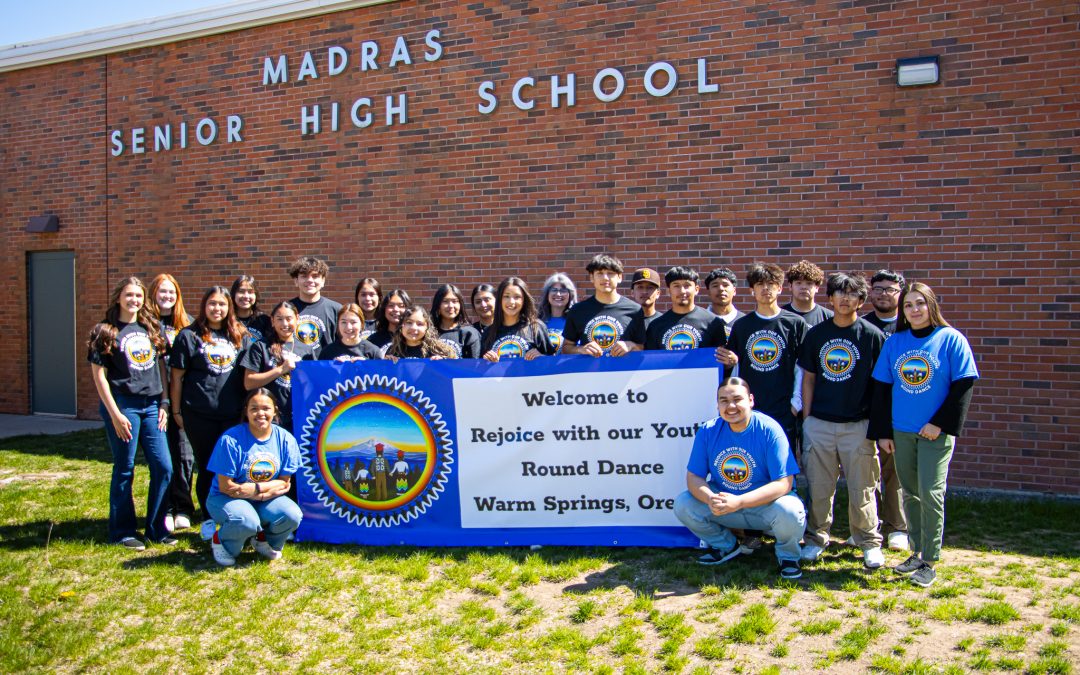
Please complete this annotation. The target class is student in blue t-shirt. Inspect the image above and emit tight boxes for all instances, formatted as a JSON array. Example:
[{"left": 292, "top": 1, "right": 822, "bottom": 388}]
[
  {"left": 869, "top": 282, "right": 978, "bottom": 588},
  {"left": 674, "top": 377, "right": 807, "bottom": 580},
  {"left": 205, "top": 388, "right": 303, "bottom": 567}
]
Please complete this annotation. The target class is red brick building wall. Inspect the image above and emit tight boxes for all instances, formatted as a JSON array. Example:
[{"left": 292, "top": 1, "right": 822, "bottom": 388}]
[{"left": 2, "top": 0, "right": 1077, "bottom": 494}]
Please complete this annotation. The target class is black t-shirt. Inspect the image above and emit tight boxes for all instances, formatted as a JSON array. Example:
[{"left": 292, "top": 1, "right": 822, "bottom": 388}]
[
  {"left": 289, "top": 296, "right": 342, "bottom": 350},
  {"left": 88, "top": 321, "right": 164, "bottom": 397},
  {"left": 727, "top": 310, "right": 808, "bottom": 430},
  {"left": 239, "top": 339, "right": 319, "bottom": 424},
  {"left": 483, "top": 321, "right": 556, "bottom": 359},
  {"left": 360, "top": 319, "right": 377, "bottom": 342},
  {"left": 710, "top": 307, "right": 746, "bottom": 340},
  {"left": 437, "top": 324, "right": 482, "bottom": 359},
  {"left": 782, "top": 302, "right": 834, "bottom": 327},
  {"left": 563, "top": 296, "right": 646, "bottom": 352},
  {"left": 158, "top": 312, "right": 194, "bottom": 353},
  {"left": 169, "top": 326, "right": 248, "bottom": 419},
  {"left": 319, "top": 339, "right": 383, "bottom": 362},
  {"left": 645, "top": 307, "right": 728, "bottom": 351},
  {"left": 862, "top": 312, "right": 898, "bottom": 336},
  {"left": 365, "top": 329, "right": 394, "bottom": 356},
  {"left": 798, "top": 318, "right": 885, "bottom": 423},
  {"left": 472, "top": 320, "right": 493, "bottom": 335},
  {"left": 238, "top": 313, "right": 272, "bottom": 343},
  {"left": 643, "top": 313, "right": 660, "bottom": 330}
]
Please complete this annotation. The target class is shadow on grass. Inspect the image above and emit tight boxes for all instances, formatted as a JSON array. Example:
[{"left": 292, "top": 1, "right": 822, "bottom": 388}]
[
  {"left": 0, "top": 517, "right": 108, "bottom": 550},
  {"left": 0, "top": 430, "right": 112, "bottom": 465}
]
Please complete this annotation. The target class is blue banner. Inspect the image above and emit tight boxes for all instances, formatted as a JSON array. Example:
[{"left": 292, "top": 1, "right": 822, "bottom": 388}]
[{"left": 292, "top": 350, "right": 721, "bottom": 547}]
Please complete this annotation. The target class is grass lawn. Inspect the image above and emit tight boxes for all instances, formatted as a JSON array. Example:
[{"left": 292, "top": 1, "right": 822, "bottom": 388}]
[{"left": 1, "top": 430, "right": 1077, "bottom": 674}]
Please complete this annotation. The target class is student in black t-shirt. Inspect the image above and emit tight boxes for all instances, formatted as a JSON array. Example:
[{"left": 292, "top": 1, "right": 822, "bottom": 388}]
[
  {"left": 798, "top": 273, "right": 887, "bottom": 568},
  {"left": 562, "top": 254, "right": 645, "bottom": 357},
  {"left": 782, "top": 260, "right": 834, "bottom": 327},
  {"left": 471, "top": 283, "right": 496, "bottom": 334},
  {"left": 288, "top": 256, "right": 341, "bottom": 350},
  {"left": 482, "top": 277, "right": 555, "bottom": 361},
  {"left": 645, "top": 267, "right": 728, "bottom": 351},
  {"left": 539, "top": 272, "right": 578, "bottom": 352},
  {"left": 367, "top": 289, "right": 411, "bottom": 354},
  {"left": 387, "top": 307, "right": 457, "bottom": 360},
  {"left": 719, "top": 263, "right": 809, "bottom": 443},
  {"left": 354, "top": 277, "right": 382, "bottom": 339},
  {"left": 88, "top": 276, "right": 174, "bottom": 551},
  {"left": 240, "top": 301, "right": 319, "bottom": 433},
  {"left": 630, "top": 268, "right": 663, "bottom": 330},
  {"left": 169, "top": 286, "right": 250, "bottom": 527},
  {"left": 320, "top": 303, "right": 383, "bottom": 362},
  {"left": 148, "top": 273, "right": 195, "bottom": 532},
  {"left": 431, "top": 284, "right": 482, "bottom": 358},
  {"left": 704, "top": 268, "right": 745, "bottom": 339},
  {"left": 863, "top": 269, "right": 904, "bottom": 337},
  {"left": 231, "top": 275, "right": 272, "bottom": 343}
]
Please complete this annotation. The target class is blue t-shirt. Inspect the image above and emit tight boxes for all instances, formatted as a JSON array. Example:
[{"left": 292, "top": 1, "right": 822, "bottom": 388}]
[
  {"left": 871, "top": 326, "right": 979, "bottom": 434},
  {"left": 545, "top": 316, "right": 566, "bottom": 352},
  {"left": 207, "top": 424, "right": 301, "bottom": 497},
  {"left": 686, "top": 411, "right": 800, "bottom": 494}
]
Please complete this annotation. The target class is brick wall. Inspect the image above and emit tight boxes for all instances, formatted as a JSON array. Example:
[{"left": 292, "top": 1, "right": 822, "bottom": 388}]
[{"left": 2, "top": 0, "right": 1077, "bottom": 494}]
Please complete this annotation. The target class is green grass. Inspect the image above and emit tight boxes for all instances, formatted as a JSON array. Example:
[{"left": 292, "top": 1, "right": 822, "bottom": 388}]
[{"left": 1, "top": 430, "right": 1079, "bottom": 672}]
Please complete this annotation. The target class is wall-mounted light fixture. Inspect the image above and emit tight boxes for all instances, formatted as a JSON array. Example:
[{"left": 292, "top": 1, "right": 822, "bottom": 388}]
[
  {"left": 26, "top": 214, "right": 59, "bottom": 233},
  {"left": 896, "top": 56, "right": 940, "bottom": 87}
]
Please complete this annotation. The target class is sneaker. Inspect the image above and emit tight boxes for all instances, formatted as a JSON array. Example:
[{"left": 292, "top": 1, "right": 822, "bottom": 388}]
[
  {"left": 863, "top": 547, "right": 885, "bottom": 569},
  {"left": 800, "top": 543, "right": 826, "bottom": 562},
  {"left": 211, "top": 535, "right": 235, "bottom": 567},
  {"left": 887, "top": 531, "right": 910, "bottom": 551},
  {"left": 739, "top": 535, "right": 764, "bottom": 555},
  {"left": 779, "top": 559, "right": 802, "bottom": 580},
  {"left": 199, "top": 519, "right": 217, "bottom": 541},
  {"left": 895, "top": 553, "right": 924, "bottom": 575},
  {"left": 909, "top": 564, "right": 936, "bottom": 587},
  {"left": 697, "top": 544, "right": 742, "bottom": 566},
  {"left": 253, "top": 539, "right": 283, "bottom": 561},
  {"left": 173, "top": 514, "right": 192, "bottom": 531},
  {"left": 164, "top": 514, "right": 175, "bottom": 533},
  {"left": 118, "top": 536, "right": 146, "bottom": 551},
  {"left": 155, "top": 536, "right": 180, "bottom": 546},
  {"left": 844, "top": 535, "right": 856, "bottom": 546}
]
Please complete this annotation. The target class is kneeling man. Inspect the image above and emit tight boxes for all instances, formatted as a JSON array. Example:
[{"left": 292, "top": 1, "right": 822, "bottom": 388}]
[{"left": 674, "top": 377, "right": 806, "bottom": 579}]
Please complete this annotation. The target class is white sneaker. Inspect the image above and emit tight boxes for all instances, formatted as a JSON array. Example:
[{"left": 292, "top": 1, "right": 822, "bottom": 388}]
[
  {"left": 253, "top": 539, "right": 283, "bottom": 561},
  {"left": 800, "top": 543, "right": 826, "bottom": 562},
  {"left": 173, "top": 514, "right": 192, "bottom": 530},
  {"left": 863, "top": 546, "right": 886, "bottom": 569},
  {"left": 200, "top": 519, "right": 217, "bottom": 541},
  {"left": 887, "top": 532, "right": 910, "bottom": 552},
  {"left": 844, "top": 535, "right": 856, "bottom": 546},
  {"left": 164, "top": 514, "right": 175, "bottom": 533},
  {"left": 211, "top": 539, "right": 235, "bottom": 566}
]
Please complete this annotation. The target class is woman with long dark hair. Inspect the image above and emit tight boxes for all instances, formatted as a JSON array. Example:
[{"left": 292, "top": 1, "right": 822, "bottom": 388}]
[
  {"left": 471, "top": 283, "right": 496, "bottom": 334},
  {"left": 366, "top": 289, "right": 411, "bottom": 354},
  {"left": 481, "top": 277, "right": 555, "bottom": 362},
  {"left": 870, "top": 282, "right": 978, "bottom": 588},
  {"left": 431, "top": 284, "right": 481, "bottom": 358},
  {"left": 88, "top": 276, "right": 174, "bottom": 550},
  {"left": 354, "top": 277, "right": 382, "bottom": 340},
  {"left": 231, "top": 275, "right": 271, "bottom": 343},
  {"left": 240, "top": 301, "right": 318, "bottom": 434},
  {"left": 538, "top": 272, "right": 578, "bottom": 353},
  {"left": 169, "top": 286, "right": 250, "bottom": 536},
  {"left": 387, "top": 306, "right": 457, "bottom": 360}
]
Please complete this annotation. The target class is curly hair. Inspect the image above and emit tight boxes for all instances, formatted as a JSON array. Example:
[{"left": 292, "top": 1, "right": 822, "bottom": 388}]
[
  {"left": 87, "top": 276, "right": 166, "bottom": 358},
  {"left": 785, "top": 260, "right": 825, "bottom": 285},
  {"left": 387, "top": 307, "right": 457, "bottom": 359}
]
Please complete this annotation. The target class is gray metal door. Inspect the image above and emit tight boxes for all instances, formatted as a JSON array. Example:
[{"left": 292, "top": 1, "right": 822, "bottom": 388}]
[{"left": 29, "top": 251, "right": 76, "bottom": 416}]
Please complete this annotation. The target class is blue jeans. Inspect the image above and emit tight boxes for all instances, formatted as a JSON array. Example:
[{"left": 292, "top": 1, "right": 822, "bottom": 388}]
[
  {"left": 205, "top": 492, "right": 303, "bottom": 557},
  {"left": 100, "top": 394, "right": 173, "bottom": 543},
  {"left": 674, "top": 490, "right": 806, "bottom": 562}
]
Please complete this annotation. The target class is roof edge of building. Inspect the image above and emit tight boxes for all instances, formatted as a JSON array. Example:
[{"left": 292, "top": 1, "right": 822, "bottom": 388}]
[{"left": 0, "top": 0, "right": 398, "bottom": 73}]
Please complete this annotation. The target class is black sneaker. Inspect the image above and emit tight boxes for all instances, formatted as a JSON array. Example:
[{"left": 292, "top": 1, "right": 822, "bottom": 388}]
[
  {"left": 895, "top": 554, "right": 924, "bottom": 575},
  {"left": 909, "top": 564, "right": 936, "bottom": 587},
  {"left": 696, "top": 544, "right": 742, "bottom": 566},
  {"left": 779, "top": 559, "right": 802, "bottom": 580},
  {"left": 154, "top": 536, "right": 180, "bottom": 546},
  {"left": 118, "top": 536, "right": 146, "bottom": 551},
  {"left": 739, "top": 535, "right": 764, "bottom": 555}
]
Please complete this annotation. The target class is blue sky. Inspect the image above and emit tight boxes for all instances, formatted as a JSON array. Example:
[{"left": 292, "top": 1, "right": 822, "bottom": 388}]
[{"left": 1, "top": 0, "right": 225, "bottom": 47}]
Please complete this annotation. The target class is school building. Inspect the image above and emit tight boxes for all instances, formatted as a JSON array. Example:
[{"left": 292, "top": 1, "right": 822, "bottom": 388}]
[{"left": 1, "top": 1, "right": 1076, "bottom": 494}]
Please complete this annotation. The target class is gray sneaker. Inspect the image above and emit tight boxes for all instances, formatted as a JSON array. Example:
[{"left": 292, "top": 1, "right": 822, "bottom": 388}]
[
  {"left": 909, "top": 565, "right": 936, "bottom": 587},
  {"left": 895, "top": 554, "right": 924, "bottom": 575},
  {"left": 118, "top": 536, "right": 146, "bottom": 551},
  {"left": 697, "top": 544, "right": 742, "bottom": 566},
  {"left": 739, "top": 535, "right": 764, "bottom": 555}
]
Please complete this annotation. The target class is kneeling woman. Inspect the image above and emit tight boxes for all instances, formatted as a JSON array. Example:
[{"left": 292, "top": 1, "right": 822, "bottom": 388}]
[{"left": 206, "top": 389, "right": 303, "bottom": 566}]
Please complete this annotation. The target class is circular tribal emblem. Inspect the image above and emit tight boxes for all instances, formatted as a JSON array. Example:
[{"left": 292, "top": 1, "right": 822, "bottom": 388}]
[{"left": 299, "top": 374, "right": 453, "bottom": 527}]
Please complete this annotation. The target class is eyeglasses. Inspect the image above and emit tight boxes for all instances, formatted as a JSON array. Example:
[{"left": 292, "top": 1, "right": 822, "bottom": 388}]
[
  {"left": 831, "top": 291, "right": 864, "bottom": 300},
  {"left": 871, "top": 286, "right": 901, "bottom": 296},
  {"left": 549, "top": 288, "right": 569, "bottom": 295}
]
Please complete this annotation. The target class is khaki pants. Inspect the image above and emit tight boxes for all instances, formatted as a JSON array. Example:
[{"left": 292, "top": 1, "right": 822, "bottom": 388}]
[{"left": 802, "top": 416, "right": 882, "bottom": 549}]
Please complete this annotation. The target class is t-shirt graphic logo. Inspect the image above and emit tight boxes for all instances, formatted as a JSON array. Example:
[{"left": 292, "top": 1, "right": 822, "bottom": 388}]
[
  {"left": 900, "top": 356, "right": 931, "bottom": 387},
  {"left": 720, "top": 454, "right": 751, "bottom": 485},
  {"left": 589, "top": 319, "right": 619, "bottom": 349},
  {"left": 548, "top": 329, "right": 563, "bottom": 351},
  {"left": 438, "top": 338, "right": 463, "bottom": 358},
  {"left": 750, "top": 337, "right": 779, "bottom": 366},
  {"left": 249, "top": 457, "right": 277, "bottom": 482},
  {"left": 296, "top": 319, "right": 320, "bottom": 346},
  {"left": 122, "top": 332, "right": 156, "bottom": 371},
  {"left": 663, "top": 324, "right": 703, "bottom": 351},
  {"left": 202, "top": 338, "right": 238, "bottom": 375},
  {"left": 824, "top": 345, "right": 854, "bottom": 377},
  {"left": 494, "top": 336, "right": 527, "bottom": 359}
]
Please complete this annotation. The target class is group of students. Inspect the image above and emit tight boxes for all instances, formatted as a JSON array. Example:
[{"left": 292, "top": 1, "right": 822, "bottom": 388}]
[{"left": 88, "top": 253, "right": 976, "bottom": 583}]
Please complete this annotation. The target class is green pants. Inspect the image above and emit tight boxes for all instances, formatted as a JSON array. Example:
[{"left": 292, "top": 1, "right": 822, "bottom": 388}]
[{"left": 892, "top": 431, "right": 954, "bottom": 563}]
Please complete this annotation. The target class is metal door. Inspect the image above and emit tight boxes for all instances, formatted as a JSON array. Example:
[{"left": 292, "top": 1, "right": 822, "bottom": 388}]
[{"left": 29, "top": 251, "right": 76, "bottom": 416}]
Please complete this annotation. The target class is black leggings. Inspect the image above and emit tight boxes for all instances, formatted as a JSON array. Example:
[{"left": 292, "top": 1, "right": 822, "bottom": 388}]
[{"left": 181, "top": 409, "right": 235, "bottom": 521}]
